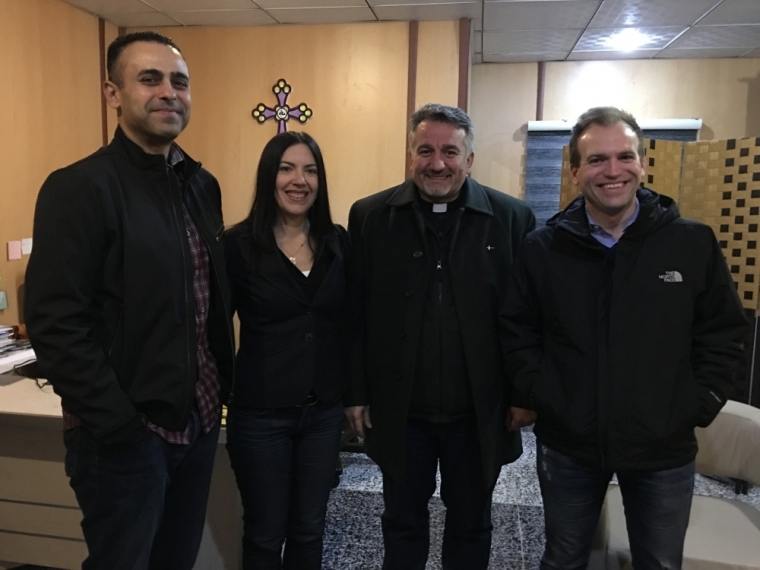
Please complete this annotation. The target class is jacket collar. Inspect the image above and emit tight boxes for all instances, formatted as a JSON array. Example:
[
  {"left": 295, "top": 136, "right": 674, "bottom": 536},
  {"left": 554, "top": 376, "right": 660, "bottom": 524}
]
[
  {"left": 385, "top": 177, "right": 493, "bottom": 216},
  {"left": 110, "top": 126, "right": 200, "bottom": 177},
  {"left": 550, "top": 187, "right": 679, "bottom": 242},
  {"left": 237, "top": 226, "right": 342, "bottom": 306}
]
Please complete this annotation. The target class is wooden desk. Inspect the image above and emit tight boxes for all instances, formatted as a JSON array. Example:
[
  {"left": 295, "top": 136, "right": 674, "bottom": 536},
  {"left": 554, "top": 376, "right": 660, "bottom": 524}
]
[{"left": 0, "top": 352, "right": 242, "bottom": 570}]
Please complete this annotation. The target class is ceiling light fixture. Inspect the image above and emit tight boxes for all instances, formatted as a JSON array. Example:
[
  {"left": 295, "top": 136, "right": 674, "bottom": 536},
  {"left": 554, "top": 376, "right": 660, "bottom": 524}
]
[{"left": 604, "top": 28, "right": 652, "bottom": 52}]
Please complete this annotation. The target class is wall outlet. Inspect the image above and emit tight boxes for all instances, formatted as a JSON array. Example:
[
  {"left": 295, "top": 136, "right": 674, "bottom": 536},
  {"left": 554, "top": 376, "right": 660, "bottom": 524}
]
[{"left": 0, "top": 291, "right": 7, "bottom": 311}]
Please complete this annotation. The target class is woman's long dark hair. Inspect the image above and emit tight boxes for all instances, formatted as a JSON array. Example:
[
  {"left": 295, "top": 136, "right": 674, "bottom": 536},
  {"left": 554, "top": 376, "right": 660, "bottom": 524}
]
[{"left": 240, "top": 131, "right": 333, "bottom": 261}]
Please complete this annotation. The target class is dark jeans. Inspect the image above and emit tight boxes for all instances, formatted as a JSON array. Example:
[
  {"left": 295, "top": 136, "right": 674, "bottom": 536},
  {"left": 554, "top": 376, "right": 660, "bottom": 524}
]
[
  {"left": 226, "top": 401, "right": 344, "bottom": 570},
  {"left": 63, "top": 408, "right": 220, "bottom": 570},
  {"left": 537, "top": 441, "right": 695, "bottom": 570},
  {"left": 381, "top": 418, "right": 494, "bottom": 570}
]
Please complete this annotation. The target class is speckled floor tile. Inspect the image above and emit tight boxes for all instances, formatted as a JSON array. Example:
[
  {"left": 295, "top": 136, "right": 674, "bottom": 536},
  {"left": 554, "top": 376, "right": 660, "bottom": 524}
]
[
  {"left": 323, "top": 538, "right": 384, "bottom": 570},
  {"left": 324, "top": 489, "right": 384, "bottom": 542},
  {"left": 324, "top": 488, "right": 526, "bottom": 569},
  {"left": 694, "top": 474, "right": 760, "bottom": 507},
  {"left": 324, "top": 430, "right": 760, "bottom": 569},
  {"left": 492, "top": 427, "right": 543, "bottom": 508},
  {"left": 336, "top": 452, "right": 384, "bottom": 492},
  {"left": 491, "top": 503, "right": 524, "bottom": 554},
  {"left": 518, "top": 505, "right": 546, "bottom": 561},
  {"left": 17, "top": 429, "right": 760, "bottom": 570},
  {"left": 487, "top": 555, "right": 526, "bottom": 570},
  {"left": 493, "top": 461, "right": 544, "bottom": 508},
  {"left": 522, "top": 553, "right": 543, "bottom": 570}
]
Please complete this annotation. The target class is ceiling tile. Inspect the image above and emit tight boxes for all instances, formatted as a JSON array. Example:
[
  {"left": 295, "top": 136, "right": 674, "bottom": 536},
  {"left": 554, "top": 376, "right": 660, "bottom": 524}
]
[
  {"left": 575, "top": 26, "right": 685, "bottom": 50},
  {"left": 483, "top": 1, "right": 600, "bottom": 32},
  {"left": 589, "top": 0, "right": 719, "bottom": 28},
  {"left": 101, "top": 12, "right": 182, "bottom": 26},
  {"left": 567, "top": 47, "right": 660, "bottom": 59},
  {"left": 142, "top": 0, "right": 257, "bottom": 9},
  {"left": 655, "top": 46, "right": 755, "bottom": 58},
  {"left": 483, "top": 29, "right": 582, "bottom": 53},
  {"left": 265, "top": 6, "right": 377, "bottom": 24},
  {"left": 483, "top": 0, "right": 590, "bottom": 2},
  {"left": 369, "top": 0, "right": 475, "bottom": 5},
  {"left": 257, "top": 0, "right": 366, "bottom": 8},
  {"left": 373, "top": 3, "right": 482, "bottom": 27},
  {"left": 698, "top": 0, "right": 760, "bottom": 26},
  {"left": 56, "top": 0, "right": 760, "bottom": 60},
  {"left": 62, "top": 0, "right": 150, "bottom": 14},
  {"left": 483, "top": 51, "right": 570, "bottom": 63},
  {"left": 669, "top": 24, "right": 760, "bottom": 49},
  {"left": 167, "top": 9, "right": 278, "bottom": 26}
]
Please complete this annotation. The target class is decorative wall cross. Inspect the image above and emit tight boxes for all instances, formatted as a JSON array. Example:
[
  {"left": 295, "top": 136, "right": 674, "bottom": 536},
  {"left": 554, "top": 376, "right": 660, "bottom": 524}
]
[{"left": 252, "top": 79, "right": 313, "bottom": 134}]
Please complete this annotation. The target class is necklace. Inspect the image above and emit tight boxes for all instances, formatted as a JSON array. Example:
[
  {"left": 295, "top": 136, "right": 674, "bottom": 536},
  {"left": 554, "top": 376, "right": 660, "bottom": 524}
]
[
  {"left": 276, "top": 221, "right": 310, "bottom": 265},
  {"left": 281, "top": 238, "right": 306, "bottom": 264}
]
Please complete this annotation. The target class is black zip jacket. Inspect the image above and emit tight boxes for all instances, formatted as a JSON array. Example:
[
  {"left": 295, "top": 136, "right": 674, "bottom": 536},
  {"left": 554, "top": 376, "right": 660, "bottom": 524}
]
[
  {"left": 25, "top": 127, "right": 235, "bottom": 447},
  {"left": 501, "top": 188, "right": 748, "bottom": 471}
]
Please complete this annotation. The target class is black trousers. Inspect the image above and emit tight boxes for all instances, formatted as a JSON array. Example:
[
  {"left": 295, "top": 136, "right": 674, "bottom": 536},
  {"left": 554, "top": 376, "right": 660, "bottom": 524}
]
[{"left": 380, "top": 417, "right": 495, "bottom": 570}]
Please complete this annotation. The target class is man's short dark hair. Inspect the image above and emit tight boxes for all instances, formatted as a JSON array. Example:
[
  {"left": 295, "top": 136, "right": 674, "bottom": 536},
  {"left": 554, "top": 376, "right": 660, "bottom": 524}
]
[
  {"left": 408, "top": 103, "right": 474, "bottom": 155},
  {"left": 106, "top": 32, "right": 181, "bottom": 87},
  {"left": 569, "top": 106, "right": 645, "bottom": 167}
]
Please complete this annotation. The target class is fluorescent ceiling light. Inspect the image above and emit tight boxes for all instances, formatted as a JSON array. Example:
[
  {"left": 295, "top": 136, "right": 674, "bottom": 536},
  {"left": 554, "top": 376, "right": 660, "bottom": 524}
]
[{"left": 604, "top": 29, "right": 652, "bottom": 52}]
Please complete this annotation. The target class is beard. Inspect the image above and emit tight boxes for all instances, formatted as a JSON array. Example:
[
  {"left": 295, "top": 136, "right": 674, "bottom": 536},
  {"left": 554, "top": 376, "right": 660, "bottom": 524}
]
[{"left": 416, "top": 173, "right": 465, "bottom": 203}]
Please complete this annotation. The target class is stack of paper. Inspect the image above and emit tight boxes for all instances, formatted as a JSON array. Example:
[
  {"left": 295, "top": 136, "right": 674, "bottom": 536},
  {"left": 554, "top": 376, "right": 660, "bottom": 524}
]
[{"left": 0, "top": 326, "right": 31, "bottom": 356}]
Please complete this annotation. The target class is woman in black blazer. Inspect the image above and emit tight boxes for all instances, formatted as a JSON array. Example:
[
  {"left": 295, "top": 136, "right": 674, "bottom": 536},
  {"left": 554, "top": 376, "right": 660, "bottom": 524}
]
[{"left": 224, "top": 132, "right": 349, "bottom": 570}]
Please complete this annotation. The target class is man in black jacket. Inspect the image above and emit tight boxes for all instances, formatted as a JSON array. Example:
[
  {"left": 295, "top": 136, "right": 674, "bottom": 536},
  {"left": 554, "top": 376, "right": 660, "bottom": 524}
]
[
  {"left": 346, "top": 104, "right": 535, "bottom": 569},
  {"left": 25, "top": 32, "right": 234, "bottom": 570},
  {"left": 502, "top": 106, "right": 748, "bottom": 570}
]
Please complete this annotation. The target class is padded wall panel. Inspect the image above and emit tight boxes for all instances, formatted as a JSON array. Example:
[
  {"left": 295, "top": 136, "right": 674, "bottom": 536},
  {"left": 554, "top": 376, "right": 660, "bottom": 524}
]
[
  {"left": 680, "top": 137, "right": 760, "bottom": 311},
  {"left": 645, "top": 138, "right": 683, "bottom": 203}
]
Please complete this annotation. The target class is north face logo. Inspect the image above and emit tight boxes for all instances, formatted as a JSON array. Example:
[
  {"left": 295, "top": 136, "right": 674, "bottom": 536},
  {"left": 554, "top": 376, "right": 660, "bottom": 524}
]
[{"left": 659, "top": 271, "right": 683, "bottom": 283}]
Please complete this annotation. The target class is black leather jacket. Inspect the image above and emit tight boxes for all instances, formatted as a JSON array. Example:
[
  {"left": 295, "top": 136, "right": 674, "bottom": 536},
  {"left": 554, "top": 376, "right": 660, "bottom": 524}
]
[{"left": 26, "top": 127, "right": 234, "bottom": 446}]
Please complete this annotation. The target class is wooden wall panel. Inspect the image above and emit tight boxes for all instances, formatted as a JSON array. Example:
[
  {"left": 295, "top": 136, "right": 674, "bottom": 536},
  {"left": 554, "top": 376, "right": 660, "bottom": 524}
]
[
  {"left": 104, "top": 20, "right": 119, "bottom": 142},
  {"left": 470, "top": 63, "right": 537, "bottom": 198},
  {"left": 134, "top": 23, "right": 410, "bottom": 227},
  {"left": 0, "top": 0, "right": 102, "bottom": 325},
  {"left": 415, "top": 20, "right": 460, "bottom": 110}
]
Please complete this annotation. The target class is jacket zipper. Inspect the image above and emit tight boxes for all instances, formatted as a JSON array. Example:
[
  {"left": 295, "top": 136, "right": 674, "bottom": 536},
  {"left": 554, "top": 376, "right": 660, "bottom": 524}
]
[
  {"left": 168, "top": 165, "right": 195, "bottom": 423},
  {"left": 437, "top": 239, "right": 444, "bottom": 421}
]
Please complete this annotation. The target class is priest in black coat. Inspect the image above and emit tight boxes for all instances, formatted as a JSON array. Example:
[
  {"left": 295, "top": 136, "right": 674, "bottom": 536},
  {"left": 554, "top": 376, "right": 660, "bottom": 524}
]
[{"left": 345, "top": 103, "right": 535, "bottom": 570}]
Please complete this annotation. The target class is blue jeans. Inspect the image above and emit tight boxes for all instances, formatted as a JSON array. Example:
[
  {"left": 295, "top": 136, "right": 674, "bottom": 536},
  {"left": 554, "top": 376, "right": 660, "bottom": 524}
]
[
  {"left": 537, "top": 441, "right": 695, "bottom": 570},
  {"left": 381, "top": 418, "right": 494, "bottom": 570},
  {"left": 226, "top": 401, "right": 344, "bottom": 570},
  {"left": 63, "top": 408, "right": 220, "bottom": 570}
]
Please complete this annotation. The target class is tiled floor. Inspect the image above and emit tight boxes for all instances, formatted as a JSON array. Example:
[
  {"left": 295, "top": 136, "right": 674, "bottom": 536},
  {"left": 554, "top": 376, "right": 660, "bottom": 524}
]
[
  {"left": 14, "top": 427, "right": 760, "bottom": 570},
  {"left": 322, "top": 427, "right": 760, "bottom": 570}
]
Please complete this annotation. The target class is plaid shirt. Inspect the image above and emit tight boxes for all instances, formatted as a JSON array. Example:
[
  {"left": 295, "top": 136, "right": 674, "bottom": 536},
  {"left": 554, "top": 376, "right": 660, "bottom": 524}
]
[{"left": 63, "top": 146, "right": 220, "bottom": 444}]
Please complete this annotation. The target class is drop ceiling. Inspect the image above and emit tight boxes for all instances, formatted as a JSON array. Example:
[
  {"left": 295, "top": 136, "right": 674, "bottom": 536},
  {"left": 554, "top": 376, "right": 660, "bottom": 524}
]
[{"left": 60, "top": 0, "right": 760, "bottom": 63}]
